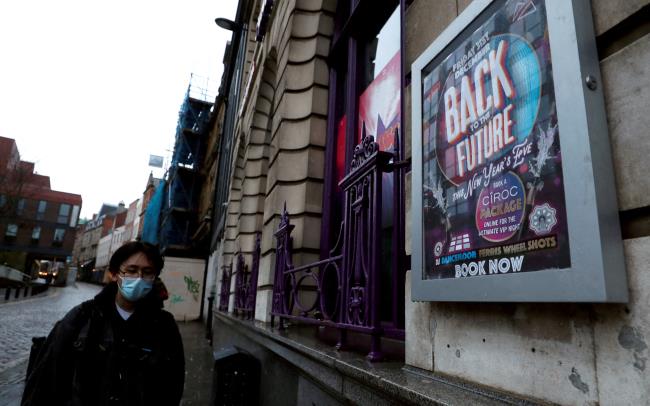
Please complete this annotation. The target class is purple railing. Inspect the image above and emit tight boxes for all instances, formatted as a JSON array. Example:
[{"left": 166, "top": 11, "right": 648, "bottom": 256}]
[
  {"left": 271, "top": 210, "right": 344, "bottom": 322},
  {"left": 232, "top": 252, "right": 247, "bottom": 314},
  {"left": 233, "top": 233, "right": 261, "bottom": 319},
  {"left": 271, "top": 129, "right": 402, "bottom": 361},
  {"left": 218, "top": 260, "right": 232, "bottom": 312},
  {"left": 246, "top": 233, "right": 262, "bottom": 317}
]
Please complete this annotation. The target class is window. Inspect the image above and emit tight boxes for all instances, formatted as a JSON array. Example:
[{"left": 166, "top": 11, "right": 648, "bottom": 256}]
[
  {"left": 5, "top": 223, "right": 18, "bottom": 243},
  {"left": 16, "top": 198, "right": 25, "bottom": 215},
  {"left": 323, "top": 0, "right": 405, "bottom": 334},
  {"left": 267, "top": 1, "right": 406, "bottom": 360},
  {"left": 70, "top": 205, "right": 80, "bottom": 227},
  {"left": 52, "top": 228, "right": 65, "bottom": 246},
  {"left": 5, "top": 224, "right": 18, "bottom": 237},
  {"left": 326, "top": 3, "right": 401, "bottom": 235},
  {"left": 57, "top": 203, "right": 71, "bottom": 224},
  {"left": 31, "top": 226, "right": 41, "bottom": 244},
  {"left": 37, "top": 200, "right": 47, "bottom": 220}
]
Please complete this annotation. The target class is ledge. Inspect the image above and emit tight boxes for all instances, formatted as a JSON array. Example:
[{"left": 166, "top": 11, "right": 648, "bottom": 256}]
[{"left": 214, "top": 311, "right": 540, "bottom": 405}]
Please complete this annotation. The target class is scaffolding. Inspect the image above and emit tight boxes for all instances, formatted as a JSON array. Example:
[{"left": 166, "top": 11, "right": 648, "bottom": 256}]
[{"left": 159, "top": 74, "right": 215, "bottom": 255}]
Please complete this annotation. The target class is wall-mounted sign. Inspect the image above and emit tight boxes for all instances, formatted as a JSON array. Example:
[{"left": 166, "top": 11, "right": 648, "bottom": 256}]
[
  {"left": 148, "top": 154, "right": 164, "bottom": 168},
  {"left": 411, "top": 0, "right": 628, "bottom": 302}
]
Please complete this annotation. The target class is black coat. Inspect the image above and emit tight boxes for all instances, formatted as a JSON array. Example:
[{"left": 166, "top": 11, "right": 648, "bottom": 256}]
[{"left": 22, "top": 282, "right": 185, "bottom": 406}]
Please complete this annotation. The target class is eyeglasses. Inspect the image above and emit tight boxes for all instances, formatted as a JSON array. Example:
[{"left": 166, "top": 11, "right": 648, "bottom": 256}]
[{"left": 119, "top": 265, "right": 157, "bottom": 281}]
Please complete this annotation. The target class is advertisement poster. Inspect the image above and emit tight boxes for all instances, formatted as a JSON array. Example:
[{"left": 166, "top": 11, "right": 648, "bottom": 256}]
[
  {"left": 335, "top": 51, "right": 401, "bottom": 186},
  {"left": 358, "top": 51, "right": 401, "bottom": 153},
  {"left": 421, "top": 0, "right": 571, "bottom": 280},
  {"left": 359, "top": 51, "right": 400, "bottom": 225}
]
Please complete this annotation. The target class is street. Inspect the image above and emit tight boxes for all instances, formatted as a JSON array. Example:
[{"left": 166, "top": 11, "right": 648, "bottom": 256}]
[{"left": 0, "top": 282, "right": 101, "bottom": 405}]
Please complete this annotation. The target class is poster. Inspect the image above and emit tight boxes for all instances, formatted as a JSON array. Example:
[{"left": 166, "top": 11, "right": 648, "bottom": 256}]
[
  {"left": 336, "top": 50, "right": 401, "bottom": 186},
  {"left": 358, "top": 51, "right": 401, "bottom": 153},
  {"left": 358, "top": 51, "right": 401, "bottom": 225},
  {"left": 421, "top": 0, "right": 571, "bottom": 280}
]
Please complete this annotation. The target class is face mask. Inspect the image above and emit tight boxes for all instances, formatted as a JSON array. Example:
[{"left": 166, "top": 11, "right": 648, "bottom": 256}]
[{"left": 118, "top": 276, "right": 153, "bottom": 302}]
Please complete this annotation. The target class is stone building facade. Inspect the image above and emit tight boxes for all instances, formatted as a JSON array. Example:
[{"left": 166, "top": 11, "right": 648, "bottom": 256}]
[
  {"left": 208, "top": 0, "right": 650, "bottom": 404},
  {"left": 209, "top": 0, "right": 332, "bottom": 320},
  {"left": 71, "top": 203, "right": 119, "bottom": 280}
]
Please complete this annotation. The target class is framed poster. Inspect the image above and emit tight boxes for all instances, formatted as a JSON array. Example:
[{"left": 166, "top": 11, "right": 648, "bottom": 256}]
[{"left": 411, "top": 0, "right": 628, "bottom": 302}]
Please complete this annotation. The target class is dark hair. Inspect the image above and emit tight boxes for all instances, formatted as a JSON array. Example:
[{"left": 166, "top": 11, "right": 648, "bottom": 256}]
[{"left": 108, "top": 241, "right": 164, "bottom": 275}]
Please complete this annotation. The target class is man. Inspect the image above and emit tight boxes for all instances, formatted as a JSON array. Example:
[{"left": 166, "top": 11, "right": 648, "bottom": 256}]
[{"left": 22, "top": 241, "right": 185, "bottom": 405}]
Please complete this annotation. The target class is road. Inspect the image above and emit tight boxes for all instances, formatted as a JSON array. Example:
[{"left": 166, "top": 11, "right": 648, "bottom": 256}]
[{"left": 0, "top": 282, "right": 101, "bottom": 405}]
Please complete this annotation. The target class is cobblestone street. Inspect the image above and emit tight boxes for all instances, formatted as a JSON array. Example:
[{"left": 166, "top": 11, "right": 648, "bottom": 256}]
[{"left": 0, "top": 282, "right": 101, "bottom": 405}]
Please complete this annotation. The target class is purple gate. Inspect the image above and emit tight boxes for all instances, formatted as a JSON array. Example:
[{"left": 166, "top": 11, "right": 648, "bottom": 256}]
[
  {"left": 271, "top": 129, "right": 405, "bottom": 361},
  {"left": 218, "top": 260, "right": 232, "bottom": 312},
  {"left": 233, "top": 233, "right": 261, "bottom": 319}
]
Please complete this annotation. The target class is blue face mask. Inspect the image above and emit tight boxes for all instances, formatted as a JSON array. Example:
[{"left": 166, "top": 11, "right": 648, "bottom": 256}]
[{"left": 118, "top": 276, "right": 153, "bottom": 302}]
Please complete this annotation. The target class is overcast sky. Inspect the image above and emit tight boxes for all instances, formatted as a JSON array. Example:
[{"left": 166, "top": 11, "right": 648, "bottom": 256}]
[{"left": 0, "top": 0, "right": 238, "bottom": 219}]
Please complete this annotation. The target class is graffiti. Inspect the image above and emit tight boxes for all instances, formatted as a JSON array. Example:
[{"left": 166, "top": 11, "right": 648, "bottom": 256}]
[
  {"left": 170, "top": 294, "right": 185, "bottom": 304},
  {"left": 184, "top": 275, "right": 200, "bottom": 301}
]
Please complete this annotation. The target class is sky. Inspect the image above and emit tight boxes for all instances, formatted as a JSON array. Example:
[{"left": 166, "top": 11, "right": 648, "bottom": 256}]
[{"left": 0, "top": 0, "right": 238, "bottom": 219}]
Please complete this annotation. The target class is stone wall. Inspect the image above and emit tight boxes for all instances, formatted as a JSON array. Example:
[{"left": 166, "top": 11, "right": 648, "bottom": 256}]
[
  {"left": 215, "top": 0, "right": 335, "bottom": 322},
  {"left": 255, "top": 0, "right": 334, "bottom": 322},
  {"left": 404, "top": 1, "right": 650, "bottom": 404}
]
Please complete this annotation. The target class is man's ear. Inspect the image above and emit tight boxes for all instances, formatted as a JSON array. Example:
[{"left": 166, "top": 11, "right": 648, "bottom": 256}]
[{"left": 110, "top": 272, "right": 118, "bottom": 282}]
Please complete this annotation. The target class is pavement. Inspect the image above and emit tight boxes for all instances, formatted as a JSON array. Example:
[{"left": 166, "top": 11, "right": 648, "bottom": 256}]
[
  {"left": 177, "top": 320, "right": 215, "bottom": 405},
  {"left": 0, "top": 282, "right": 214, "bottom": 406}
]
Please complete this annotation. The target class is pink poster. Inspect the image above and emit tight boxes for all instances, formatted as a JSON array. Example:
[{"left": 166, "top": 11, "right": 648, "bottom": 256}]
[{"left": 358, "top": 51, "right": 401, "bottom": 151}]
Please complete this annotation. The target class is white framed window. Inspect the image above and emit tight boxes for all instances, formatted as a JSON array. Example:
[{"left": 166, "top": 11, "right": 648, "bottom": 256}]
[
  {"left": 53, "top": 228, "right": 65, "bottom": 243},
  {"left": 32, "top": 226, "right": 41, "bottom": 240},
  {"left": 57, "top": 203, "right": 71, "bottom": 224},
  {"left": 5, "top": 224, "right": 18, "bottom": 237},
  {"left": 37, "top": 200, "right": 47, "bottom": 220}
]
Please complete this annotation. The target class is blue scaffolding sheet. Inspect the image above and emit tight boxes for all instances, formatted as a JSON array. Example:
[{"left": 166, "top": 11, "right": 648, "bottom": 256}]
[{"left": 141, "top": 179, "right": 166, "bottom": 245}]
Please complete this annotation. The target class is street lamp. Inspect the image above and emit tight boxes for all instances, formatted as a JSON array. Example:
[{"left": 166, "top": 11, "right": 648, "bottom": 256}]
[{"left": 214, "top": 17, "right": 240, "bottom": 31}]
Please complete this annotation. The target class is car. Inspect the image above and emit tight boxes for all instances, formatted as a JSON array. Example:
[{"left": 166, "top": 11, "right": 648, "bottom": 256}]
[{"left": 37, "top": 269, "right": 53, "bottom": 284}]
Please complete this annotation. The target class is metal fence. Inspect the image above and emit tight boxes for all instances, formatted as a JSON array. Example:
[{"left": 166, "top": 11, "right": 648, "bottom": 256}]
[{"left": 271, "top": 130, "right": 406, "bottom": 361}]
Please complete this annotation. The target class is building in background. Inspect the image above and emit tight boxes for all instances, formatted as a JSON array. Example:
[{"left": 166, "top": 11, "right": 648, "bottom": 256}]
[
  {"left": 0, "top": 136, "right": 82, "bottom": 276},
  {"left": 124, "top": 199, "right": 139, "bottom": 243},
  {"left": 135, "top": 173, "right": 161, "bottom": 241},
  {"left": 94, "top": 203, "right": 128, "bottom": 283},
  {"left": 70, "top": 222, "right": 86, "bottom": 266},
  {"left": 72, "top": 203, "right": 119, "bottom": 281},
  {"left": 94, "top": 233, "right": 112, "bottom": 281},
  {"left": 203, "top": 0, "right": 650, "bottom": 404},
  {"left": 72, "top": 171, "right": 166, "bottom": 284},
  {"left": 140, "top": 75, "right": 217, "bottom": 320},
  {"left": 156, "top": 75, "right": 215, "bottom": 259}
]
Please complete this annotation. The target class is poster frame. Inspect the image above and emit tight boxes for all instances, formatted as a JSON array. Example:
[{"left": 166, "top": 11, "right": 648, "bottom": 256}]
[{"left": 410, "top": 0, "right": 628, "bottom": 302}]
